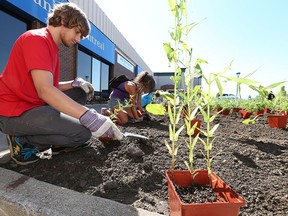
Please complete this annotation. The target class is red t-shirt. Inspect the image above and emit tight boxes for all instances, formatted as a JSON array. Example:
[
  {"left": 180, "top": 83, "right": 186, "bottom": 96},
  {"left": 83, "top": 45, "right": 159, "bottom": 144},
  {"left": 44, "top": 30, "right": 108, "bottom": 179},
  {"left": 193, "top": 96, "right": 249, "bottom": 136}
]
[{"left": 0, "top": 27, "right": 60, "bottom": 116}]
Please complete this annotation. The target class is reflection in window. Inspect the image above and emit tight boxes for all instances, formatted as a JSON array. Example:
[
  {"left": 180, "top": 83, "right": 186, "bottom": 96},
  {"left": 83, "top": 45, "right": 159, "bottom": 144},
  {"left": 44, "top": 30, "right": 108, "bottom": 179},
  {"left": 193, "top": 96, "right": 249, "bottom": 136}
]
[
  {"left": 101, "top": 62, "right": 109, "bottom": 91},
  {"left": 77, "top": 50, "right": 91, "bottom": 82},
  {"left": 100, "top": 62, "right": 109, "bottom": 99},
  {"left": 0, "top": 10, "right": 26, "bottom": 73},
  {"left": 78, "top": 49, "right": 110, "bottom": 101},
  {"left": 92, "top": 58, "right": 100, "bottom": 92}
]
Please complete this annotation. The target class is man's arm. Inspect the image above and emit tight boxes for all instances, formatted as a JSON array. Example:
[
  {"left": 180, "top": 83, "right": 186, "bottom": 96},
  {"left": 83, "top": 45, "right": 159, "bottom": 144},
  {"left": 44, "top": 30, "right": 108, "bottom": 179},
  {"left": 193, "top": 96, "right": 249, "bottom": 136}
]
[
  {"left": 58, "top": 80, "right": 74, "bottom": 91},
  {"left": 31, "top": 69, "right": 88, "bottom": 119}
]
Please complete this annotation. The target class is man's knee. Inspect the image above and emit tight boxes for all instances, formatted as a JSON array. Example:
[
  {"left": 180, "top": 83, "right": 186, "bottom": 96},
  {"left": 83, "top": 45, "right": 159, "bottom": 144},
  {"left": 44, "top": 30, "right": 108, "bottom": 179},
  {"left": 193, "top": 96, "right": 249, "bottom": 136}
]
[{"left": 74, "top": 127, "right": 91, "bottom": 144}]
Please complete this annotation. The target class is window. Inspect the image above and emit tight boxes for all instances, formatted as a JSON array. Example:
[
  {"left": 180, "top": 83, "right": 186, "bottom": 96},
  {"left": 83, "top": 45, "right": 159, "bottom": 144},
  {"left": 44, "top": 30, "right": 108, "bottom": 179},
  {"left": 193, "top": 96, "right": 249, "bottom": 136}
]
[
  {"left": 0, "top": 10, "right": 26, "bottom": 73},
  {"left": 100, "top": 62, "right": 109, "bottom": 99},
  {"left": 78, "top": 49, "right": 110, "bottom": 101},
  {"left": 92, "top": 58, "right": 100, "bottom": 91},
  {"left": 100, "top": 62, "right": 109, "bottom": 91},
  {"left": 77, "top": 50, "right": 91, "bottom": 82},
  {"left": 91, "top": 59, "right": 109, "bottom": 100},
  {"left": 117, "top": 53, "right": 134, "bottom": 72}
]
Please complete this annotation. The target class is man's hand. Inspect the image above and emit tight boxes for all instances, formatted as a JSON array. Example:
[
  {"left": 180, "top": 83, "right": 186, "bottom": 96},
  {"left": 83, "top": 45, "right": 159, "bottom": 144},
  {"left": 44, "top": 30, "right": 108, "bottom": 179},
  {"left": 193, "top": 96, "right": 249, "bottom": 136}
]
[
  {"left": 72, "top": 77, "right": 94, "bottom": 101},
  {"left": 79, "top": 109, "right": 123, "bottom": 140}
]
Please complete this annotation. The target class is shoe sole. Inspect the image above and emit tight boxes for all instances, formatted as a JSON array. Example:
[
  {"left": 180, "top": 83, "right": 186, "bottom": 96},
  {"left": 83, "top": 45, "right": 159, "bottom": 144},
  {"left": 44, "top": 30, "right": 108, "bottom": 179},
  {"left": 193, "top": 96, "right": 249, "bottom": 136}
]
[{"left": 52, "top": 145, "right": 89, "bottom": 155}]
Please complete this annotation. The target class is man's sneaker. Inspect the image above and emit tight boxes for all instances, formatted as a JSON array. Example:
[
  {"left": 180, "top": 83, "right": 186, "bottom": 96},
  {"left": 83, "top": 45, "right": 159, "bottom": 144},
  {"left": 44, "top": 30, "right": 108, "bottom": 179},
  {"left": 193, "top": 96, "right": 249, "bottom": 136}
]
[
  {"left": 51, "top": 144, "right": 88, "bottom": 155},
  {"left": 7, "top": 135, "right": 40, "bottom": 165}
]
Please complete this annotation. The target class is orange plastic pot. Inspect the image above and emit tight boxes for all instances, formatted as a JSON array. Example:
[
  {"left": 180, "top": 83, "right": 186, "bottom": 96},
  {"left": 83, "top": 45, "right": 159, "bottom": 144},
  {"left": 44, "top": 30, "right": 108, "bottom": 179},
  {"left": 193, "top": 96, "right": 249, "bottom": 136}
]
[
  {"left": 166, "top": 170, "right": 245, "bottom": 216},
  {"left": 267, "top": 114, "right": 288, "bottom": 128},
  {"left": 264, "top": 108, "right": 271, "bottom": 114},
  {"left": 221, "top": 109, "right": 230, "bottom": 115},
  {"left": 240, "top": 109, "right": 251, "bottom": 119},
  {"left": 216, "top": 107, "right": 223, "bottom": 114},
  {"left": 254, "top": 110, "right": 264, "bottom": 116},
  {"left": 232, "top": 108, "right": 241, "bottom": 113}
]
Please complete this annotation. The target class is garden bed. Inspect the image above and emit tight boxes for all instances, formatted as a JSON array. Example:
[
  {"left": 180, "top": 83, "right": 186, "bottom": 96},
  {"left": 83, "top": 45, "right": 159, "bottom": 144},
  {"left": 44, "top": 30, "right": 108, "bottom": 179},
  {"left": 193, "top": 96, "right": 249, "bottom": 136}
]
[{"left": 1, "top": 112, "right": 287, "bottom": 215}]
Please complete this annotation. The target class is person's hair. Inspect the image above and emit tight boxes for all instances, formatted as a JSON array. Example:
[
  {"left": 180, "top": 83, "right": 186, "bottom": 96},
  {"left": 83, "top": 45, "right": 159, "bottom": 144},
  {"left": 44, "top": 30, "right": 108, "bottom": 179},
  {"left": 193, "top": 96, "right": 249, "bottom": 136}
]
[
  {"left": 47, "top": 2, "right": 90, "bottom": 37},
  {"left": 134, "top": 71, "right": 155, "bottom": 93}
]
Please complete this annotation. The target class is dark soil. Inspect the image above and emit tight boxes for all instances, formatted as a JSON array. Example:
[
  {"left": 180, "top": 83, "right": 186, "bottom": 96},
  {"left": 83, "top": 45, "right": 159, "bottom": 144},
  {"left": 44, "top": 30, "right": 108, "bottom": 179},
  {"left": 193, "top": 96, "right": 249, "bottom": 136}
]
[{"left": 1, "top": 111, "right": 288, "bottom": 216}]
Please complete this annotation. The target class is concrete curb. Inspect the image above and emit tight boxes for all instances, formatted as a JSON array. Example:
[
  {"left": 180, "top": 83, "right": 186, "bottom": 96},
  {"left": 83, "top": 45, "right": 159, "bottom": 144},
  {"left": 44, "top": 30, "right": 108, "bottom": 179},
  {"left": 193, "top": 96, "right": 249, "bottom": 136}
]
[{"left": 0, "top": 167, "right": 163, "bottom": 216}]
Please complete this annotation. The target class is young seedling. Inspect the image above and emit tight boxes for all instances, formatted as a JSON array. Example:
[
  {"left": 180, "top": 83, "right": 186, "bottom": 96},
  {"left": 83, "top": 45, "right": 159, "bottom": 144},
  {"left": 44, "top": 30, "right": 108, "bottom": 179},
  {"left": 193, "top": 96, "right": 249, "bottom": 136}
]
[{"left": 109, "top": 96, "right": 133, "bottom": 123}]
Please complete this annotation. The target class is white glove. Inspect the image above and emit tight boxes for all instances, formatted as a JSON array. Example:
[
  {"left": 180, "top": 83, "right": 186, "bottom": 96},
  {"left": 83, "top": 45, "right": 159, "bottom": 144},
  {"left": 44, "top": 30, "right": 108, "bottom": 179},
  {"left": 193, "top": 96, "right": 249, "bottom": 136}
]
[
  {"left": 72, "top": 77, "right": 94, "bottom": 101},
  {"left": 79, "top": 109, "right": 123, "bottom": 140}
]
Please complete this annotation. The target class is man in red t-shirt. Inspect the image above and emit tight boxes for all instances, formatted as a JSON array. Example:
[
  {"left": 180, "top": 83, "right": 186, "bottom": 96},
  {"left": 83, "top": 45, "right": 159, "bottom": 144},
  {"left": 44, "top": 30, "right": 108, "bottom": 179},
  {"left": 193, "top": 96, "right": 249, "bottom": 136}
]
[{"left": 0, "top": 2, "right": 122, "bottom": 165}]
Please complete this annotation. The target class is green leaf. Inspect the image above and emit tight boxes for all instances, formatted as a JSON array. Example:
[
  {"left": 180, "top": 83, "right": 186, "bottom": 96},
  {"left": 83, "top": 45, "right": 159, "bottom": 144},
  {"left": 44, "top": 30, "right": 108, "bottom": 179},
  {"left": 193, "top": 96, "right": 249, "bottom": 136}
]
[
  {"left": 179, "top": 0, "right": 186, "bottom": 18},
  {"left": 164, "top": 140, "right": 172, "bottom": 155},
  {"left": 169, "top": 124, "right": 173, "bottom": 141},
  {"left": 187, "top": 120, "right": 198, "bottom": 136},
  {"left": 146, "top": 104, "right": 166, "bottom": 115},
  {"left": 200, "top": 109, "right": 209, "bottom": 122},
  {"left": 174, "top": 144, "right": 180, "bottom": 156},
  {"left": 191, "top": 134, "right": 199, "bottom": 150},
  {"left": 184, "top": 161, "right": 191, "bottom": 171},
  {"left": 168, "top": 0, "right": 177, "bottom": 16},
  {"left": 224, "top": 76, "right": 260, "bottom": 86},
  {"left": 175, "top": 108, "right": 182, "bottom": 124},
  {"left": 208, "top": 137, "right": 217, "bottom": 150},
  {"left": 209, "top": 113, "right": 219, "bottom": 123},
  {"left": 175, "top": 125, "right": 185, "bottom": 138},
  {"left": 168, "top": 105, "right": 174, "bottom": 124},
  {"left": 163, "top": 42, "right": 174, "bottom": 62},
  {"left": 215, "top": 75, "right": 223, "bottom": 94},
  {"left": 265, "top": 81, "right": 287, "bottom": 90},
  {"left": 208, "top": 124, "right": 220, "bottom": 137},
  {"left": 196, "top": 58, "right": 208, "bottom": 64},
  {"left": 242, "top": 118, "right": 255, "bottom": 124}
]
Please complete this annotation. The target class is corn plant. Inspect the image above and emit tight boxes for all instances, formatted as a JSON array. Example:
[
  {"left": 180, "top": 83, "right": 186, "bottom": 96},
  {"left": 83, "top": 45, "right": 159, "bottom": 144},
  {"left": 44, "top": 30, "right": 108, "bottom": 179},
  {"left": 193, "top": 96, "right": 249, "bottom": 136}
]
[
  {"left": 164, "top": 0, "right": 267, "bottom": 180},
  {"left": 163, "top": 0, "right": 187, "bottom": 171},
  {"left": 164, "top": 0, "right": 223, "bottom": 179}
]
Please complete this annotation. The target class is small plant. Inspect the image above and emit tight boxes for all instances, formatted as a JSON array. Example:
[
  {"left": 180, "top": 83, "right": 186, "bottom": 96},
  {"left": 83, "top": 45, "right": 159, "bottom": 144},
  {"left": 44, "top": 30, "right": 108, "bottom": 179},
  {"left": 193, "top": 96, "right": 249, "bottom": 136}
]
[
  {"left": 163, "top": 1, "right": 247, "bottom": 215},
  {"left": 248, "top": 82, "right": 286, "bottom": 102},
  {"left": 109, "top": 97, "right": 133, "bottom": 123},
  {"left": 268, "top": 89, "right": 288, "bottom": 114},
  {"left": 214, "top": 98, "right": 234, "bottom": 111},
  {"left": 163, "top": 0, "right": 234, "bottom": 180}
]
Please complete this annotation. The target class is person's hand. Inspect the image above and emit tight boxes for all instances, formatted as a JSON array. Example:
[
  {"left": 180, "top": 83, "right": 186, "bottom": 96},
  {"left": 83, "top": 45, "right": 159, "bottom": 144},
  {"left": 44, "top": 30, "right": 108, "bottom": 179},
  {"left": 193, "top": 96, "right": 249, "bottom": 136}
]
[
  {"left": 137, "top": 110, "right": 143, "bottom": 117},
  {"left": 72, "top": 77, "right": 94, "bottom": 101},
  {"left": 80, "top": 109, "right": 123, "bottom": 140}
]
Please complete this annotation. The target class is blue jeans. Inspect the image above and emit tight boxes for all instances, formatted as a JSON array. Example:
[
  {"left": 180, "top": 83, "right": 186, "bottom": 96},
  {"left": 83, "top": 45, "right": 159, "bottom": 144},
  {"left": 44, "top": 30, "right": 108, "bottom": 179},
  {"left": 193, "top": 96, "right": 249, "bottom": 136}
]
[{"left": 0, "top": 88, "right": 91, "bottom": 148}]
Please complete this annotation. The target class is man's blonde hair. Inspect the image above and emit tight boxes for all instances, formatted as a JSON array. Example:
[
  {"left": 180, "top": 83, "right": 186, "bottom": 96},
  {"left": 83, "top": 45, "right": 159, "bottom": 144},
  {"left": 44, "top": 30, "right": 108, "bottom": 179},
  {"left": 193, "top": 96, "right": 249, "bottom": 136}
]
[{"left": 48, "top": 2, "right": 90, "bottom": 37}]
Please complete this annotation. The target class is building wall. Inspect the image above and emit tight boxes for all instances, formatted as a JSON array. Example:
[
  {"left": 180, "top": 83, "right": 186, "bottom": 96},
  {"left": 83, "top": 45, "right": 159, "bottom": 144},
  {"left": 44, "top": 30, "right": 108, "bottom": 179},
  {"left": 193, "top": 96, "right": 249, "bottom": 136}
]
[
  {"left": 1, "top": 0, "right": 182, "bottom": 100},
  {"left": 70, "top": 0, "right": 152, "bottom": 74},
  {"left": 154, "top": 72, "right": 202, "bottom": 91},
  {"left": 59, "top": 44, "right": 78, "bottom": 81},
  {"left": 113, "top": 64, "right": 134, "bottom": 80},
  {"left": 154, "top": 72, "right": 174, "bottom": 90}
]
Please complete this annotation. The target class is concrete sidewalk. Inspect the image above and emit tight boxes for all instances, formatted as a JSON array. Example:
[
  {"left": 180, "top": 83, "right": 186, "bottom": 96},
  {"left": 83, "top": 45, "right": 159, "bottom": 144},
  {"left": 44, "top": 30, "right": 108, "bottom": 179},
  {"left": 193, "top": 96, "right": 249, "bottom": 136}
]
[
  {"left": 0, "top": 103, "right": 164, "bottom": 216},
  {"left": 0, "top": 168, "right": 163, "bottom": 216}
]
